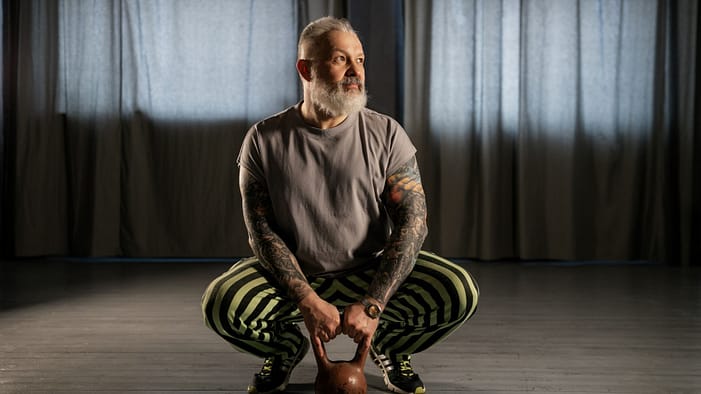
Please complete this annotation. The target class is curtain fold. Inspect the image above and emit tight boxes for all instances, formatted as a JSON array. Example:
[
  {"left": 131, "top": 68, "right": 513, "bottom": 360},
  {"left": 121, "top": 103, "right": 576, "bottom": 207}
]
[
  {"left": 10, "top": 0, "right": 300, "bottom": 257},
  {"left": 664, "top": 0, "right": 699, "bottom": 265},
  {"left": 13, "top": 0, "right": 69, "bottom": 255},
  {"left": 405, "top": 0, "right": 698, "bottom": 265},
  {"left": 58, "top": 0, "right": 122, "bottom": 255}
]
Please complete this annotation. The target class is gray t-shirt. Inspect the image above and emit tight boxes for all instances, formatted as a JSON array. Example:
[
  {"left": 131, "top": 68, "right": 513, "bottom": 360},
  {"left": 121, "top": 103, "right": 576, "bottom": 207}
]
[{"left": 238, "top": 103, "right": 417, "bottom": 277}]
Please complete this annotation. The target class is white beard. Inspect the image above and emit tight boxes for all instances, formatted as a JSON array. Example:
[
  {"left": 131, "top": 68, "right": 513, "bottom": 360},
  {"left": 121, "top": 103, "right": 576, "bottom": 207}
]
[{"left": 309, "top": 73, "right": 368, "bottom": 118}]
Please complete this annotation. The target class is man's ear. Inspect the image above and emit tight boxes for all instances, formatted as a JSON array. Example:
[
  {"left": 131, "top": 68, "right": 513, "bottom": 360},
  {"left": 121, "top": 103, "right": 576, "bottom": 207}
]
[{"left": 296, "top": 59, "right": 312, "bottom": 82}]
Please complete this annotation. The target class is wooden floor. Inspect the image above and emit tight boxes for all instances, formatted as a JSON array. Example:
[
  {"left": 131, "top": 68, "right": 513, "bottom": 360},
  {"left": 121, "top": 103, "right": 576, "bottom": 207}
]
[{"left": 1, "top": 258, "right": 699, "bottom": 393}]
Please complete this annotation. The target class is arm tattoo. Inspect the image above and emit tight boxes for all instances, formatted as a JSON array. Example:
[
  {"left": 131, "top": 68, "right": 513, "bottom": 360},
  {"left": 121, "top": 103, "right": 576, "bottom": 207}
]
[
  {"left": 369, "top": 156, "right": 428, "bottom": 305},
  {"left": 240, "top": 168, "right": 313, "bottom": 302}
]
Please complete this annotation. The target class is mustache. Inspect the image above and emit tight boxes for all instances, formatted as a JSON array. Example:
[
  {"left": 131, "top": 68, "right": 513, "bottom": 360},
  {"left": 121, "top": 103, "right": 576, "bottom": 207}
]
[{"left": 341, "top": 77, "right": 363, "bottom": 87}]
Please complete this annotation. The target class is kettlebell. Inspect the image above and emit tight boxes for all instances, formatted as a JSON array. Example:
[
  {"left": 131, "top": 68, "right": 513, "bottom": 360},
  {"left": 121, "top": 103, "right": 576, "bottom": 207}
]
[{"left": 312, "top": 337, "right": 369, "bottom": 394}]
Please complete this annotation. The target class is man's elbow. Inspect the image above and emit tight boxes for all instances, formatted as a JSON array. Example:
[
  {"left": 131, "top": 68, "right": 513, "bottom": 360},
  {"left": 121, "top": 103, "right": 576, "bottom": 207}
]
[{"left": 418, "top": 217, "right": 429, "bottom": 244}]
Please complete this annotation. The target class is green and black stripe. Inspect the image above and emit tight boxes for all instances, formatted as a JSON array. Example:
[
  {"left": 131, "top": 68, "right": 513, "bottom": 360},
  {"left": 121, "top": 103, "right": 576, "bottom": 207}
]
[{"left": 201, "top": 251, "right": 479, "bottom": 359}]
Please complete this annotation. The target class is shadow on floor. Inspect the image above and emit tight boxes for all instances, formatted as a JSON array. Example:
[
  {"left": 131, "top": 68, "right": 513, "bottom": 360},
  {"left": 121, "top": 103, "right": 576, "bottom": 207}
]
[{"left": 0, "top": 258, "right": 232, "bottom": 311}]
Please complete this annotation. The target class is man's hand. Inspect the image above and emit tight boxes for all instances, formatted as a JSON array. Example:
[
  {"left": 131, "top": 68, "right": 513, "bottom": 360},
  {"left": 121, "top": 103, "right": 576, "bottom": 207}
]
[
  {"left": 298, "top": 292, "right": 342, "bottom": 343},
  {"left": 343, "top": 301, "right": 380, "bottom": 348}
]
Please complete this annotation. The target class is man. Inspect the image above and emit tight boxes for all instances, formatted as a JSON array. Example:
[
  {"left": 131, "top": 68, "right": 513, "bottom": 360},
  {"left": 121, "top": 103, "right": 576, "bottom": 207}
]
[{"left": 202, "top": 17, "right": 479, "bottom": 394}]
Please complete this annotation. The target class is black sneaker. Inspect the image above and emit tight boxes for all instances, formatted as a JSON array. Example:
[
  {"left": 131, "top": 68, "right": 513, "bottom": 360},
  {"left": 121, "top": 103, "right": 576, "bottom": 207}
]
[
  {"left": 247, "top": 337, "right": 310, "bottom": 394},
  {"left": 371, "top": 348, "right": 426, "bottom": 394}
]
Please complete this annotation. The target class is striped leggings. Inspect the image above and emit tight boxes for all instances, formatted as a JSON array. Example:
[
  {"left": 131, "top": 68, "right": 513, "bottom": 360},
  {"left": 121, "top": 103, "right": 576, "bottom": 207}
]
[{"left": 201, "top": 250, "right": 479, "bottom": 360}]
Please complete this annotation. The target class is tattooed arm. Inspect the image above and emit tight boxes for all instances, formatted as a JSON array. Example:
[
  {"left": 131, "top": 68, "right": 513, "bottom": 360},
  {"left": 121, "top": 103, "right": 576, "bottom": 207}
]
[
  {"left": 343, "top": 156, "right": 427, "bottom": 345},
  {"left": 239, "top": 167, "right": 312, "bottom": 302},
  {"left": 239, "top": 166, "right": 342, "bottom": 341},
  {"left": 369, "top": 156, "right": 428, "bottom": 306}
]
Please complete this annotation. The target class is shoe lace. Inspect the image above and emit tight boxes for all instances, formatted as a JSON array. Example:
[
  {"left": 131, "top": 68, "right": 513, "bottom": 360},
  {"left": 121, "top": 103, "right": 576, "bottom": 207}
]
[
  {"left": 259, "top": 350, "right": 299, "bottom": 378},
  {"left": 258, "top": 357, "right": 275, "bottom": 377},
  {"left": 397, "top": 358, "right": 416, "bottom": 377}
]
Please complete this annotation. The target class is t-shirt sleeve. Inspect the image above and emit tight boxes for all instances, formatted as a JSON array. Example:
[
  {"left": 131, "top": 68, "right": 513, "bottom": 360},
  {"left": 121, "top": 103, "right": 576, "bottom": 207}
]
[
  {"left": 386, "top": 121, "right": 418, "bottom": 176},
  {"left": 236, "top": 126, "right": 265, "bottom": 181}
]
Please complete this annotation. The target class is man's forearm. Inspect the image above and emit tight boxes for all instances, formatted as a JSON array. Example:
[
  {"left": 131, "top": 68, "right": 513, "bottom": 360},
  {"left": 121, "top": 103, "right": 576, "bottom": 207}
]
[
  {"left": 368, "top": 208, "right": 427, "bottom": 306},
  {"left": 368, "top": 158, "right": 428, "bottom": 306},
  {"left": 240, "top": 168, "right": 313, "bottom": 303},
  {"left": 249, "top": 233, "right": 313, "bottom": 302}
]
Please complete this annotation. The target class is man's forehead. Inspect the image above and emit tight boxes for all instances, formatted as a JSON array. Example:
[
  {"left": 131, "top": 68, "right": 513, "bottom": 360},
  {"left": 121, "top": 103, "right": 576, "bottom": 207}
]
[
  {"left": 300, "top": 30, "right": 363, "bottom": 59},
  {"left": 321, "top": 31, "right": 364, "bottom": 54}
]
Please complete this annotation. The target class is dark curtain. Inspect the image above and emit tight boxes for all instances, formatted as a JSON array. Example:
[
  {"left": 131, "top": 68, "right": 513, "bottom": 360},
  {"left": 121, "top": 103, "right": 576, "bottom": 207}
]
[
  {"left": 404, "top": 0, "right": 699, "bottom": 265},
  {"left": 1, "top": 0, "right": 12, "bottom": 256},
  {"left": 2, "top": 0, "right": 312, "bottom": 257},
  {"left": 3, "top": 0, "right": 699, "bottom": 265}
]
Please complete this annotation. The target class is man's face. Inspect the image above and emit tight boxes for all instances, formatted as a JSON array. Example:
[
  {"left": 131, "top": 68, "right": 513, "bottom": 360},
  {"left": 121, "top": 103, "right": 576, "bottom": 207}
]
[{"left": 308, "top": 30, "right": 367, "bottom": 117}]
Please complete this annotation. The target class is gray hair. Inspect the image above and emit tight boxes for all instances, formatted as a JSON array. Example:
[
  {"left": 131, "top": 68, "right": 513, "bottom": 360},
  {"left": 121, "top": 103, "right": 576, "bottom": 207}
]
[{"left": 298, "top": 16, "right": 357, "bottom": 59}]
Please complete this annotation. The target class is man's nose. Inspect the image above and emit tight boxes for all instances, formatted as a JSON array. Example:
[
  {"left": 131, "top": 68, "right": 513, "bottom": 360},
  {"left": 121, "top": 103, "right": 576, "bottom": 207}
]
[{"left": 346, "top": 61, "right": 362, "bottom": 77}]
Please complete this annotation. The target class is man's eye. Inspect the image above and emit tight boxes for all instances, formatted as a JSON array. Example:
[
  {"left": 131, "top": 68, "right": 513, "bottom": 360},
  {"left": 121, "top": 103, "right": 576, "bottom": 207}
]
[
  {"left": 356, "top": 58, "right": 365, "bottom": 65},
  {"left": 333, "top": 55, "right": 346, "bottom": 64}
]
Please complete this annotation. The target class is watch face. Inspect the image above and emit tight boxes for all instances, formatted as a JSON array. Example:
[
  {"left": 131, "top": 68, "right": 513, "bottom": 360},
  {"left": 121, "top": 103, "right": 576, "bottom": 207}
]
[{"left": 366, "top": 304, "right": 381, "bottom": 318}]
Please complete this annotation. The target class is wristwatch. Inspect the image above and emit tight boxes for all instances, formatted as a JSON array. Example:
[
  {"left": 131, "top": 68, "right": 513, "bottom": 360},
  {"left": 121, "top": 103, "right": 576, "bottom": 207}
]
[{"left": 360, "top": 298, "right": 382, "bottom": 319}]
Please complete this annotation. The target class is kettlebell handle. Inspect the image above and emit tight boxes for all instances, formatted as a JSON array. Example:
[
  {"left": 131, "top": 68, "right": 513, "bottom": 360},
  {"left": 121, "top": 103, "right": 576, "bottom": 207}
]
[{"left": 311, "top": 336, "right": 369, "bottom": 369}]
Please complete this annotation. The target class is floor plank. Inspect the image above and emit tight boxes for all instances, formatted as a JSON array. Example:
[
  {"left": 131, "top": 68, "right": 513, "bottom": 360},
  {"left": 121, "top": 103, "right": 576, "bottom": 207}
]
[{"left": 1, "top": 259, "right": 699, "bottom": 393}]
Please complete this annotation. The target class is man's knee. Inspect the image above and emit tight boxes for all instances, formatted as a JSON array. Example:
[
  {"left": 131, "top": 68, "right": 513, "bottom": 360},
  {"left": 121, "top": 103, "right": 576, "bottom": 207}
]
[
  {"left": 200, "top": 263, "right": 249, "bottom": 338},
  {"left": 415, "top": 251, "right": 479, "bottom": 321},
  {"left": 451, "top": 261, "right": 479, "bottom": 322}
]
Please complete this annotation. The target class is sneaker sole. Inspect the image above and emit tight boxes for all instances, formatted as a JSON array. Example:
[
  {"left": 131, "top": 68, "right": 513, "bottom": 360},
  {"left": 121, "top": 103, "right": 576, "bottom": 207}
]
[
  {"left": 247, "top": 338, "right": 310, "bottom": 394},
  {"left": 384, "top": 377, "right": 427, "bottom": 394}
]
